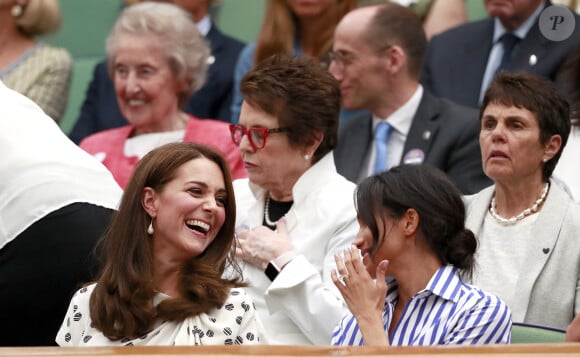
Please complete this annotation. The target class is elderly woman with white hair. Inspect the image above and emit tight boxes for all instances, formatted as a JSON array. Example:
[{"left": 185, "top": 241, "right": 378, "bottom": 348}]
[{"left": 79, "top": 2, "right": 245, "bottom": 188}]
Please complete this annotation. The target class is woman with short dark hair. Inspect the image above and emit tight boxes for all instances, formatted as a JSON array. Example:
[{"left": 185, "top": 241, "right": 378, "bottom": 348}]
[
  {"left": 465, "top": 72, "right": 580, "bottom": 330},
  {"left": 231, "top": 54, "right": 358, "bottom": 344}
]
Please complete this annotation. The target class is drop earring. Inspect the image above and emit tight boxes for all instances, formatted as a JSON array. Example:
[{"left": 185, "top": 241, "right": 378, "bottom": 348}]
[
  {"left": 147, "top": 221, "right": 154, "bottom": 235},
  {"left": 11, "top": 4, "right": 23, "bottom": 17}
]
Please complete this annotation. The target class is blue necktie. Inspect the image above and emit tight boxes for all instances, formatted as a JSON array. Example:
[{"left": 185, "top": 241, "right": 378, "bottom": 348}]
[
  {"left": 374, "top": 121, "right": 392, "bottom": 175},
  {"left": 496, "top": 33, "right": 520, "bottom": 74}
]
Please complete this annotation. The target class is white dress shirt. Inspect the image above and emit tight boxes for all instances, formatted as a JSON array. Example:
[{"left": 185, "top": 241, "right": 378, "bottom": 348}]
[
  {"left": 196, "top": 14, "right": 211, "bottom": 36},
  {"left": 333, "top": 265, "right": 512, "bottom": 345},
  {"left": 478, "top": 2, "right": 544, "bottom": 103},
  {"left": 364, "top": 85, "right": 423, "bottom": 180}
]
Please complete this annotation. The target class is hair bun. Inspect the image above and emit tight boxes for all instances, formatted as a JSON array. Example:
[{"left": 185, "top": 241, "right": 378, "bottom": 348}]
[{"left": 446, "top": 229, "right": 477, "bottom": 271}]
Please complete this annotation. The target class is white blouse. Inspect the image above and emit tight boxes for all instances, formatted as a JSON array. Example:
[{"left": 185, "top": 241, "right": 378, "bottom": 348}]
[
  {"left": 56, "top": 284, "right": 264, "bottom": 346},
  {"left": 554, "top": 125, "right": 580, "bottom": 203}
]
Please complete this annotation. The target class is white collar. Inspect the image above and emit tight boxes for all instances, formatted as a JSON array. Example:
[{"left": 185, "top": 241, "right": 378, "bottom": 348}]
[
  {"left": 196, "top": 14, "right": 211, "bottom": 37},
  {"left": 372, "top": 85, "right": 423, "bottom": 137},
  {"left": 249, "top": 152, "right": 337, "bottom": 204}
]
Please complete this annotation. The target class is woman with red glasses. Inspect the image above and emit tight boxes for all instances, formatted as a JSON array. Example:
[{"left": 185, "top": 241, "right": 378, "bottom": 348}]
[{"left": 229, "top": 54, "right": 358, "bottom": 345}]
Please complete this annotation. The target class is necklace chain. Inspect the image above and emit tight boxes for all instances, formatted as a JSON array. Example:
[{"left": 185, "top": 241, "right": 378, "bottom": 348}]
[
  {"left": 264, "top": 196, "right": 277, "bottom": 227},
  {"left": 489, "top": 182, "right": 549, "bottom": 225}
]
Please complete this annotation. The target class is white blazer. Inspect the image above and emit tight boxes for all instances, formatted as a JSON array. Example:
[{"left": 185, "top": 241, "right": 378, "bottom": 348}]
[
  {"left": 233, "top": 153, "right": 358, "bottom": 344},
  {"left": 464, "top": 181, "right": 580, "bottom": 329}
]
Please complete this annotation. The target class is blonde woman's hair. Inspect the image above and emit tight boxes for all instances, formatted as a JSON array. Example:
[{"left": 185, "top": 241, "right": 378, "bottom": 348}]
[
  {"left": 17, "top": 0, "right": 62, "bottom": 36},
  {"left": 254, "top": 0, "right": 357, "bottom": 66}
]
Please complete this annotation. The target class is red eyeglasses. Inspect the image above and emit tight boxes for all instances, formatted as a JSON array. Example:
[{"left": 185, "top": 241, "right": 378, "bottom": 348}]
[{"left": 229, "top": 124, "right": 289, "bottom": 152}]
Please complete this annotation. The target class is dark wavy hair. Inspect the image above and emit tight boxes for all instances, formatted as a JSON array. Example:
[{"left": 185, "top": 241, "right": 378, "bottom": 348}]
[
  {"left": 356, "top": 164, "right": 477, "bottom": 279},
  {"left": 90, "top": 142, "right": 242, "bottom": 340}
]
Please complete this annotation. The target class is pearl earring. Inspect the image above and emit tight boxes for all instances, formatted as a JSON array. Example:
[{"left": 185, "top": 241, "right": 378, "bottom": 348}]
[
  {"left": 147, "top": 221, "right": 154, "bottom": 235},
  {"left": 11, "top": 4, "right": 23, "bottom": 17},
  {"left": 304, "top": 154, "right": 310, "bottom": 161}
]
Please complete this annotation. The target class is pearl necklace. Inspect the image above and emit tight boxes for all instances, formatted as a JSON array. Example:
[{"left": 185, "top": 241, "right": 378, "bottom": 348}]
[
  {"left": 264, "top": 196, "right": 277, "bottom": 227},
  {"left": 489, "top": 182, "right": 549, "bottom": 225}
]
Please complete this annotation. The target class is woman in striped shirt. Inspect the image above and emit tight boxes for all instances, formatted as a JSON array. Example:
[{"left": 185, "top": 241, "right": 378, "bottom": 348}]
[{"left": 331, "top": 165, "right": 512, "bottom": 346}]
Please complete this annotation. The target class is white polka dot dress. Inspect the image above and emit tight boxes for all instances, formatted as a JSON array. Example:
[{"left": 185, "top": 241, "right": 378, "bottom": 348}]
[{"left": 55, "top": 284, "right": 263, "bottom": 346}]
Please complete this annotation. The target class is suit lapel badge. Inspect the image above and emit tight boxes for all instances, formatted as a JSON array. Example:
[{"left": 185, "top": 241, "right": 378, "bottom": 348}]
[{"left": 403, "top": 149, "right": 425, "bottom": 165}]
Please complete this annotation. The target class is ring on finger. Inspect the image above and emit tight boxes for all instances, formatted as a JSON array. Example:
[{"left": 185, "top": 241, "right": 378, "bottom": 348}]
[{"left": 338, "top": 273, "right": 350, "bottom": 284}]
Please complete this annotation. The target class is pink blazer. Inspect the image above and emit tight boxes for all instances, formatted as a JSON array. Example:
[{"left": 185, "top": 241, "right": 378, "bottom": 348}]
[{"left": 80, "top": 115, "right": 246, "bottom": 188}]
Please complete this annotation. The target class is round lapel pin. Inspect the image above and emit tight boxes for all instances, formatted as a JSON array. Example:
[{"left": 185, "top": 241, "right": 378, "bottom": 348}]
[{"left": 403, "top": 148, "right": 425, "bottom": 165}]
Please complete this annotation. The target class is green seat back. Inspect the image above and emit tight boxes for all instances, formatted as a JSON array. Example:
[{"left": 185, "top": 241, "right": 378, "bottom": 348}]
[
  {"left": 511, "top": 322, "right": 566, "bottom": 343},
  {"left": 466, "top": 0, "right": 489, "bottom": 21},
  {"left": 42, "top": 0, "right": 121, "bottom": 133},
  {"left": 59, "top": 57, "right": 102, "bottom": 134},
  {"left": 213, "top": 0, "right": 265, "bottom": 43},
  {"left": 44, "top": 0, "right": 121, "bottom": 57}
]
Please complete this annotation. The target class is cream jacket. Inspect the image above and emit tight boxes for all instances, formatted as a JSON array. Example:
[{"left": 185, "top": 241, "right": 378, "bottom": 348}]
[
  {"left": 232, "top": 153, "right": 358, "bottom": 344},
  {"left": 465, "top": 181, "right": 580, "bottom": 329}
]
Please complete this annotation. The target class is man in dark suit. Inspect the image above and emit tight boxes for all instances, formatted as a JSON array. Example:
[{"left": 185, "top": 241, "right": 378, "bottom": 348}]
[
  {"left": 421, "top": 0, "right": 580, "bottom": 109},
  {"left": 69, "top": 0, "right": 243, "bottom": 144},
  {"left": 330, "top": 2, "right": 490, "bottom": 194}
]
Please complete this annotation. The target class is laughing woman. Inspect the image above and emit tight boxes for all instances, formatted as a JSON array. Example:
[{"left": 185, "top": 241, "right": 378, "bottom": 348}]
[
  {"left": 56, "top": 143, "right": 263, "bottom": 346},
  {"left": 332, "top": 165, "right": 511, "bottom": 346}
]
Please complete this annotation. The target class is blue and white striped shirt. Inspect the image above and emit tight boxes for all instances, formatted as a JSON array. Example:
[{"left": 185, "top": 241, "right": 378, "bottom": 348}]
[{"left": 331, "top": 265, "right": 512, "bottom": 346}]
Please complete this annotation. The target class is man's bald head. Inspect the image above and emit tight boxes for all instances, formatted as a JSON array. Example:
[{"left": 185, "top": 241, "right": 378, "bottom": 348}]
[{"left": 338, "top": 2, "right": 427, "bottom": 79}]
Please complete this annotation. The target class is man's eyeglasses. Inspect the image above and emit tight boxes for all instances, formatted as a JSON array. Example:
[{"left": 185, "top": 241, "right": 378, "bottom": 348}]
[
  {"left": 229, "top": 124, "right": 289, "bottom": 152},
  {"left": 326, "top": 51, "right": 357, "bottom": 72},
  {"left": 326, "top": 45, "right": 393, "bottom": 72}
]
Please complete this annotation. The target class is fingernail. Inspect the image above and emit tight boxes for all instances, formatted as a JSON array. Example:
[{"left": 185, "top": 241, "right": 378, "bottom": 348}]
[{"left": 235, "top": 224, "right": 249, "bottom": 235}]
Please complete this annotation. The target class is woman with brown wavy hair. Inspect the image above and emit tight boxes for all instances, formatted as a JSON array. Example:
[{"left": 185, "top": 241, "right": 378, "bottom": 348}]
[
  {"left": 56, "top": 142, "right": 263, "bottom": 346},
  {"left": 230, "top": 0, "right": 357, "bottom": 123}
]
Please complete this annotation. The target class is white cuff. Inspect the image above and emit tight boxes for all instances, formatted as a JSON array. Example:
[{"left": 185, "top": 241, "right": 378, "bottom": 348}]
[{"left": 272, "top": 251, "right": 297, "bottom": 270}]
